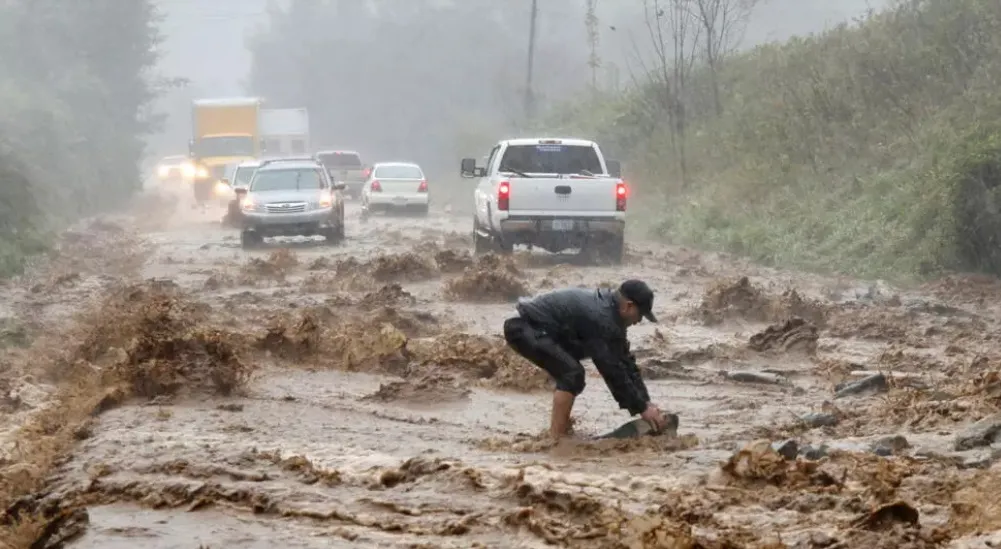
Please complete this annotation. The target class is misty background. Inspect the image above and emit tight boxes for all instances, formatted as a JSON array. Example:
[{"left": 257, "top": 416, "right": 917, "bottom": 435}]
[{"left": 149, "top": 0, "right": 888, "bottom": 176}]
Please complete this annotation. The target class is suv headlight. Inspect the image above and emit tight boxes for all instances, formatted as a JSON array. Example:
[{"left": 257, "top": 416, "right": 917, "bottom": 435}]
[{"left": 319, "top": 192, "right": 333, "bottom": 209}]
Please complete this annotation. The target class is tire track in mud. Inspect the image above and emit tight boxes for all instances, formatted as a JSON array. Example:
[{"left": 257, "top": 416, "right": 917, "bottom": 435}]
[{"left": 5, "top": 192, "right": 1001, "bottom": 547}]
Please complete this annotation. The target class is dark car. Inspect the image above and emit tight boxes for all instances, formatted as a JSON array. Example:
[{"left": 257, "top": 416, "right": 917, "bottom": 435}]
[{"left": 315, "top": 150, "right": 367, "bottom": 199}]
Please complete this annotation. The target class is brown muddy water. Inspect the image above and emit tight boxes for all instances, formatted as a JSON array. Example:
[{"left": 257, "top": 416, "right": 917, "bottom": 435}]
[{"left": 3, "top": 188, "right": 1001, "bottom": 548}]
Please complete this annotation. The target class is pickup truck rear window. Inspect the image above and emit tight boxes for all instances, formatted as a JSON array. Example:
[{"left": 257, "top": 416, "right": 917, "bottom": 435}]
[
  {"left": 498, "top": 144, "right": 603, "bottom": 175},
  {"left": 318, "top": 153, "right": 362, "bottom": 169},
  {"left": 374, "top": 165, "right": 423, "bottom": 179}
]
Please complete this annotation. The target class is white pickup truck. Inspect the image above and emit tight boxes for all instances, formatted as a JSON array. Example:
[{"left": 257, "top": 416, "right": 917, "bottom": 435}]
[{"left": 460, "top": 137, "right": 627, "bottom": 263}]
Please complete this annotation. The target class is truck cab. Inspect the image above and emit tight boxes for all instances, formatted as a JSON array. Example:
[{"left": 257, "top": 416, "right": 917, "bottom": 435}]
[
  {"left": 461, "top": 138, "right": 627, "bottom": 263},
  {"left": 188, "top": 97, "right": 264, "bottom": 205}
]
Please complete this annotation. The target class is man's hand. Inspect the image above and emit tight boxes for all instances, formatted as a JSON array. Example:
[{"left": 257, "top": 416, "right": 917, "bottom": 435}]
[{"left": 640, "top": 403, "right": 666, "bottom": 432}]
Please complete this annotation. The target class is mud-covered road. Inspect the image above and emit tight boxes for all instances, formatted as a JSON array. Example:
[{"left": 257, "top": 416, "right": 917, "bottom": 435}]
[{"left": 3, "top": 188, "right": 1001, "bottom": 548}]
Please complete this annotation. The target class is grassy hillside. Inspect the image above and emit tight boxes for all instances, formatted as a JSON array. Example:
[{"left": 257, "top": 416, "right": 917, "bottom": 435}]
[{"left": 548, "top": 0, "right": 1001, "bottom": 280}]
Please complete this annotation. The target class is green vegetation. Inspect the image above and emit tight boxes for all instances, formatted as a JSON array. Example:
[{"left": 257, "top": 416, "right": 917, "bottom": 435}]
[
  {"left": 549, "top": 0, "right": 1001, "bottom": 280},
  {"left": 0, "top": 1, "right": 163, "bottom": 276}
]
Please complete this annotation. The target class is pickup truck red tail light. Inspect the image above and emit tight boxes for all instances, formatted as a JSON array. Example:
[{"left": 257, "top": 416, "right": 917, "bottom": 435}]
[
  {"left": 616, "top": 182, "right": 627, "bottom": 211},
  {"left": 497, "top": 181, "right": 510, "bottom": 211},
  {"left": 371, "top": 180, "right": 382, "bottom": 192},
  {"left": 417, "top": 180, "right": 428, "bottom": 192}
]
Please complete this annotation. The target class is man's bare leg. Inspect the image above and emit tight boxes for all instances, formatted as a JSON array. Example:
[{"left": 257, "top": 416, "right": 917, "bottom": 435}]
[{"left": 550, "top": 390, "right": 575, "bottom": 440}]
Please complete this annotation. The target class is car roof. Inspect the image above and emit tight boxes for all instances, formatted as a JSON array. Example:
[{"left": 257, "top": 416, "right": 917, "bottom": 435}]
[
  {"left": 502, "top": 137, "right": 596, "bottom": 147},
  {"left": 237, "top": 160, "right": 262, "bottom": 168},
  {"left": 256, "top": 160, "right": 323, "bottom": 172},
  {"left": 161, "top": 155, "right": 187, "bottom": 162},
  {"left": 315, "top": 149, "right": 360, "bottom": 156},
  {"left": 374, "top": 162, "right": 421, "bottom": 168}
]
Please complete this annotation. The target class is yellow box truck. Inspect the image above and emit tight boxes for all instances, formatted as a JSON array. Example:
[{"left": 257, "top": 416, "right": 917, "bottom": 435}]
[{"left": 188, "top": 97, "right": 263, "bottom": 206}]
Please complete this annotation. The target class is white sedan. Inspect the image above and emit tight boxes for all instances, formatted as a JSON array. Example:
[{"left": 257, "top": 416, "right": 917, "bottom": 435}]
[{"left": 360, "top": 162, "right": 430, "bottom": 216}]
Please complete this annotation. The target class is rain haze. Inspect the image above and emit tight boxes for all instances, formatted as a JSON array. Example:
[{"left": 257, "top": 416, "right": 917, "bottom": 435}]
[{"left": 7, "top": 1, "right": 1001, "bottom": 548}]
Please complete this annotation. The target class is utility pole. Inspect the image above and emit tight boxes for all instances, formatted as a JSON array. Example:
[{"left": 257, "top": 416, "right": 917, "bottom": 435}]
[{"left": 524, "top": 0, "right": 538, "bottom": 120}]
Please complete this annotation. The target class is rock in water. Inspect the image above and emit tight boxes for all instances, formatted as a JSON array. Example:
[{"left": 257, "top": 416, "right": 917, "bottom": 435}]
[{"left": 597, "top": 413, "right": 679, "bottom": 440}]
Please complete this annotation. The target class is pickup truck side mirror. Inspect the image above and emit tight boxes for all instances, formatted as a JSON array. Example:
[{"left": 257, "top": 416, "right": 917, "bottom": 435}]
[
  {"left": 460, "top": 157, "right": 477, "bottom": 178},
  {"left": 332, "top": 181, "right": 347, "bottom": 191},
  {"left": 606, "top": 159, "right": 622, "bottom": 178}
]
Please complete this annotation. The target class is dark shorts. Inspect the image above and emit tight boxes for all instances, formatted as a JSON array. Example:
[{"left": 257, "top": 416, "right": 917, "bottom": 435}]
[{"left": 503, "top": 316, "right": 586, "bottom": 395}]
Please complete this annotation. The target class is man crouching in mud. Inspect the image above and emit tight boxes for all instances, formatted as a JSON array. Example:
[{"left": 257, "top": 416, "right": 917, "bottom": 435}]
[{"left": 503, "top": 279, "right": 668, "bottom": 440}]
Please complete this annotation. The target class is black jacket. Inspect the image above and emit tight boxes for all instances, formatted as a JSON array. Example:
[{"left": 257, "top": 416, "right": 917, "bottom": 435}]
[{"left": 516, "top": 287, "right": 651, "bottom": 415}]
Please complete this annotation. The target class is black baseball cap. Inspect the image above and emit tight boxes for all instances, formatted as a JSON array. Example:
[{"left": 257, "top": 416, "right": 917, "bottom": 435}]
[{"left": 619, "top": 279, "right": 657, "bottom": 322}]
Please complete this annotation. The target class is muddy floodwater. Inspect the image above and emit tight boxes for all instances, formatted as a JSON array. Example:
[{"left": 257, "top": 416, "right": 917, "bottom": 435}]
[{"left": 3, "top": 187, "right": 1001, "bottom": 548}]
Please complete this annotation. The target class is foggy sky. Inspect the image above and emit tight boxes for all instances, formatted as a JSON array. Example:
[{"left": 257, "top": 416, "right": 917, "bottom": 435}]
[{"left": 149, "top": 0, "right": 890, "bottom": 158}]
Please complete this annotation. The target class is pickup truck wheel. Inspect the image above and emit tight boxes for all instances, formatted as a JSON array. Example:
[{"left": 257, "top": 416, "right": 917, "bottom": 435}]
[
  {"left": 493, "top": 237, "right": 513, "bottom": 255},
  {"left": 336, "top": 211, "right": 346, "bottom": 239},
  {"left": 322, "top": 229, "right": 340, "bottom": 245},
  {"left": 473, "top": 218, "right": 491, "bottom": 255},
  {"left": 604, "top": 237, "right": 625, "bottom": 265}
]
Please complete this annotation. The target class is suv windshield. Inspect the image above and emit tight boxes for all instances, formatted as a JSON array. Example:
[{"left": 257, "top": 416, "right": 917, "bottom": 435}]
[
  {"left": 234, "top": 166, "right": 257, "bottom": 186},
  {"left": 250, "top": 168, "right": 324, "bottom": 192},
  {"left": 374, "top": 165, "right": 422, "bottom": 179},
  {"left": 318, "top": 152, "right": 362, "bottom": 169},
  {"left": 498, "top": 144, "right": 602, "bottom": 175}
]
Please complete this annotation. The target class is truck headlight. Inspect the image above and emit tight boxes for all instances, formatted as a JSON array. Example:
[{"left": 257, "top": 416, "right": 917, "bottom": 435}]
[
  {"left": 181, "top": 163, "right": 196, "bottom": 177},
  {"left": 196, "top": 166, "right": 209, "bottom": 178},
  {"left": 157, "top": 166, "right": 169, "bottom": 178},
  {"left": 214, "top": 181, "right": 230, "bottom": 195}
]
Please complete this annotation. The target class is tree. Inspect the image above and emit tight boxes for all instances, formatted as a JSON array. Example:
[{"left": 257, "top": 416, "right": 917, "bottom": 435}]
[
  {"left": 0, "top": 0, "right": 163, "bottom": 273},
  {"left": 634, "top": 0, "right": 702, "bottom": 187},
  {"left": 688, "top": 0, "right": 758, "bottom": 115},
  {"left": 585, "top": 0, "right": 602, "bottom": 92}
]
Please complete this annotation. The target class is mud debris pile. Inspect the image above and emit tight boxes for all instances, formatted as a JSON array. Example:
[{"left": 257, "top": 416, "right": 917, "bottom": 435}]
[
  {"left": 443, "top": 253, "right": 530, "bottom": 302},
  {"left": 748, "top": 317, "right": 819, "bottom": 354},
  {"left": 112, "top": 294, "right": 251, "bottom": 398},
  {"left": 408, "top": 332, "right": 550, "bottom": 391},
  {"left": 432, "top": 248, "right": 474, "bottom": 274},
  {"left": 0, "top": 281, "right": 255, "bottom": 547},
  {"left": 694, "top": 276, "right": 827, "bottom": 326},
  {"left": 242, "top": 248, "right": 299, "bottom": 281}
]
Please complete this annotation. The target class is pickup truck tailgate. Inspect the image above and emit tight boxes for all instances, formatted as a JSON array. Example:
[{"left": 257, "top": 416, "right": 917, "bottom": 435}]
[{"left": 507, "top": 177, "right": 618, "bottom": 212}]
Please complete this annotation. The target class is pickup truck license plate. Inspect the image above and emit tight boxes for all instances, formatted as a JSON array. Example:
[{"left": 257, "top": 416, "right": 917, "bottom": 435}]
[{"left": 550, "top": 219, "right": 575, "bottom": 231}]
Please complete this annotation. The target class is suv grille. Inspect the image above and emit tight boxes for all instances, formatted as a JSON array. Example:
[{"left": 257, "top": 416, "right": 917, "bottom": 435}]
[{"left": 265, "top": 202, "right": 307, "bottom": 214}]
